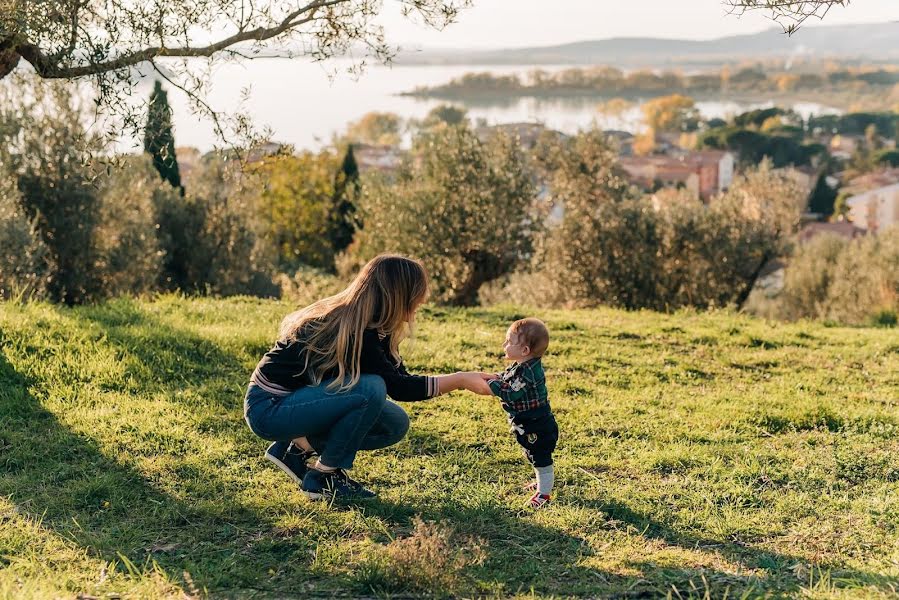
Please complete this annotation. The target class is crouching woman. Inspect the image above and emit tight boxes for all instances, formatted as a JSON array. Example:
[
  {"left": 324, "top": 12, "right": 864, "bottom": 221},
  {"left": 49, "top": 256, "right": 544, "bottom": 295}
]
[{"left": 244, "top": 254, "right": 491, "bottom": 500}]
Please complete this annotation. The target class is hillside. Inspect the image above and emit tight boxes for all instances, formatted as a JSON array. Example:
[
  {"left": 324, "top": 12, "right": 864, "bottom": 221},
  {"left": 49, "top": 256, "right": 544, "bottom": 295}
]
[
  {"left": 396, "top": 22, "right": 899, "bottom": 66},
  {"left": 1, "top": 297, "right": 897, "bottom": 598}
]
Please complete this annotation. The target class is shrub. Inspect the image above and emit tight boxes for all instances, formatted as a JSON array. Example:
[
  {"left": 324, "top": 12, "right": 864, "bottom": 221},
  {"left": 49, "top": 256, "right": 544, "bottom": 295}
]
[
  {"left": 151, "top": 174, "right": 206, "bottom": 292},
  {"left": 93, "top": 155, "right": 165, "bottom": 297},
  {"left": 0, "top": 80, "right": 104, "bottom": 304},
  {"left": 826, "top": 227, "right": 899, "bottom": 325},
  {"left": 655, "top": 193, "right": 788, "bottom": 309},
  {"left": 501, "top": 138, "right": 803, "bottom": 311},
  {"left": 0, "top": 172, "right": 51, "bottom": 300},
  {"left": 777, "top": 227, "right": 899, "bottom": 325},
  {"left": 183, "top": 156, "right": 279, "bottom": 297},
  {"left": 251, "top": 150, "right": 357, "bottom": 272},
  {"left": 275, "top": 265, "right": 346, "bottom": 306},
  {"left": 780, "top": 233, "right": 847, "bottom": 320}
]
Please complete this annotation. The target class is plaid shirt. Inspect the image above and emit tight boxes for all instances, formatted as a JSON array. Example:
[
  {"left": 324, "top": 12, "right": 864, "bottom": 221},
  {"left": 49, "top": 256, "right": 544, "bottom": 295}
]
[{"left": 488, "top": 358, "right": 549, "bottom": 416}]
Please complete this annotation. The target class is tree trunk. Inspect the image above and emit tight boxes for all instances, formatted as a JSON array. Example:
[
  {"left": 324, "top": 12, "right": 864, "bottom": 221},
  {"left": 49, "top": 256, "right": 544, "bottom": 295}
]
[
  {"left": 0, "top": 46, "right": 21, "bottom": 79},
  {"left": 735, "top": 253, "right": 772, "bottom": 310},
  {"left": 450, "top": 250, "right": 504, "bottom": 306}
]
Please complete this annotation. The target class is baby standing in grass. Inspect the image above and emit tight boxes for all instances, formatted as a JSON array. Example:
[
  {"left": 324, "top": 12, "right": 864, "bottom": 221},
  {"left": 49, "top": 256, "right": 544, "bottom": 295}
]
[{"left": 484, "top": 318, "right": 558, "bottom": 508}]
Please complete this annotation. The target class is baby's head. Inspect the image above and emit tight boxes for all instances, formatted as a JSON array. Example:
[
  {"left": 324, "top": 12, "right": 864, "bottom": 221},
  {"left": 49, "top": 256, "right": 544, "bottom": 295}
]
[{"left": 502, "top": 317, "right": 549, "bottom": 362}]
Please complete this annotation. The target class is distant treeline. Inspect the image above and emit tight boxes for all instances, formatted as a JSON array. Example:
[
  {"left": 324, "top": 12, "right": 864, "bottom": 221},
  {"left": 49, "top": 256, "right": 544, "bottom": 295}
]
[
  {"left": 404, "top": 64, "right": 899, "bottom": 99},
  {"left": 695, "top": 107, "right": 899, "bottom": 167}
]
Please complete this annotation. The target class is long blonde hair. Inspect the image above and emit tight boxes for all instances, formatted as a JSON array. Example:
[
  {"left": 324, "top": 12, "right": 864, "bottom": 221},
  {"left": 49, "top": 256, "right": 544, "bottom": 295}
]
[{"left": 279, "top": 254, "right": 429, "bottom": 391}]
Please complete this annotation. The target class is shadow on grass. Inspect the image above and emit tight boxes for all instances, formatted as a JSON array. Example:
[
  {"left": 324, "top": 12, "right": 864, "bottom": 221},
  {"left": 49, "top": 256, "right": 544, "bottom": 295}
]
[
  {"left": 579, "top": 497, "right": 899, "bottom": 597},
  {"left": 384, "top": 430, "right": 899, "bottom": 598},
  {"left": 350, "top": 430, "right": 760, "bottom": 597},
  {"left": 73, "top": 299, "right": 252, "bottom": 397},
  {"left": 356, "top": 494, "right": 783, "bottom": 598},
  {"left": 0, "top": 302, "right": 314, "bottom": 595}
]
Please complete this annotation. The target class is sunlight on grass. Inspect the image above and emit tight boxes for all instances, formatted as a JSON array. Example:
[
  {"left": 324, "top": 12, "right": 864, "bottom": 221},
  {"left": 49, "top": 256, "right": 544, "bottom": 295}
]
[{"left": 1, "top": 296, "right": 897, "bottom": 598}]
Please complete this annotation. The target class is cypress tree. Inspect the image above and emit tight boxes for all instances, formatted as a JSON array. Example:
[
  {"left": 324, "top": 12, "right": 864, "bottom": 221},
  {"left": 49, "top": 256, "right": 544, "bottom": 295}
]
[
  {"left": 807, "top": 173, "right": 837, "bottom": 217},
  {"left": 329, "top": 144, "right": 360, "bottom": 254},
  {"left": 144, "top": 81, "right": 183, "bottom": 193}
]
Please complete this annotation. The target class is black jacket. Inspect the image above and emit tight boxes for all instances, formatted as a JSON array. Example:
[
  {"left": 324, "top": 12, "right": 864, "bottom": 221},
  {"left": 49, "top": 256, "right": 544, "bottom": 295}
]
[{"left": 251, "top": 328, "right": 436, "bottom": 401}]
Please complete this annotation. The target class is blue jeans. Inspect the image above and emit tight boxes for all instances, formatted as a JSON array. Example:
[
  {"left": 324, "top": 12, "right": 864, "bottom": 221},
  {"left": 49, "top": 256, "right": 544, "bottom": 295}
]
[{"left": 244, "top": 375, "right": 409, "bottom": 470}]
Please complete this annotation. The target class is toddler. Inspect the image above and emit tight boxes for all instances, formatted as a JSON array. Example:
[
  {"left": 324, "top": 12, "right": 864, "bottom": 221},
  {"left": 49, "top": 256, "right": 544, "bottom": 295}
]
[{"left": 486, "top": 317, "right": 558, "bottom": 508}]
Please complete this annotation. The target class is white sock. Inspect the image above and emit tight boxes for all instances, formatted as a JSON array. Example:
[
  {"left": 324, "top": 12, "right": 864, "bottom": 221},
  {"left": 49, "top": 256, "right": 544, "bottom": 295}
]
[{"left": 535, "top": 465, "right": 554, "bottom": 496}]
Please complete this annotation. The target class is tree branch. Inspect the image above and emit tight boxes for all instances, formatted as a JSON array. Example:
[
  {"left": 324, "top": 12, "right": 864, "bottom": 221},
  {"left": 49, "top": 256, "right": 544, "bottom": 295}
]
[
  {"left": 724, "top": 0, "right": 848, "bottom": 34},
  {"left": 18, "top": 0, "right": 349, "bottom": 79}
]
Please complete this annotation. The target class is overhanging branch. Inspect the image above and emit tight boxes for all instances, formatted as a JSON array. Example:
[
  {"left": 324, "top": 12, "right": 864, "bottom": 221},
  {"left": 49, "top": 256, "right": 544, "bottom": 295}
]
[{"left": 17, "top": 0, "right": 347, "bottom": 79}]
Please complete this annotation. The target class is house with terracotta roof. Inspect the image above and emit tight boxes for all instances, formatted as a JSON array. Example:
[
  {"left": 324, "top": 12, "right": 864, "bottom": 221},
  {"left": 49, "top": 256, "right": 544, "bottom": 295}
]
[
  {"left": 618, "top": 150, "right": 734, "bottom": 201},
  {"left": 798, "top": 221, "right": 866, "bottom": 244}
]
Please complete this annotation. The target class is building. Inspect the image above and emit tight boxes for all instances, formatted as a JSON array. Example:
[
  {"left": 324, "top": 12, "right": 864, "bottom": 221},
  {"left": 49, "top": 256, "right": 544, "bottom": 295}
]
[
  {"left": 845, "top": 183, "right": 899, "bottom": 233},
  {"left": 175, "top": 146, "right": 202, "bottom": 179},
  {"left": 603, "top": 130, "right": 635, "bottom": 156},
  {"left": 841, "top": 168, "right": 899, "bottom": 233},
  {"left": 798, "top": 221, "right": 866, "bottom": 244},
  {"left": 618, "top": 150, "right": 734, "bottom": 201},
  {"left": 352, "top": 143, "right": 405, "bottom": 174},
  {"left": 474, "top": 122, "right": 568, "bottom": 149}
]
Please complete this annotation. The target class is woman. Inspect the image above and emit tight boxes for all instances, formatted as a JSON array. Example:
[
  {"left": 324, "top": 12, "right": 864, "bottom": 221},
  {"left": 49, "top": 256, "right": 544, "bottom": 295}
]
[{"left": 244, "top": 254, "right": 491, "bottom": 500}]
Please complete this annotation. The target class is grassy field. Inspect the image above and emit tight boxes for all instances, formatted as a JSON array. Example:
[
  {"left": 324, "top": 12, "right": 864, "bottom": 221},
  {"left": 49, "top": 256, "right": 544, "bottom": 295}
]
[{"left": 1, "top": 296, "right": 898, "bottom": 599}]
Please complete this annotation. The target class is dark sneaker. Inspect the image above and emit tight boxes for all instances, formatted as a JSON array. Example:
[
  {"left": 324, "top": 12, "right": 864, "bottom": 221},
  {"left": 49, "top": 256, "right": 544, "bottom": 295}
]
[
  {"left": 333, "top": 469, "right": 376, "bottom": 498},
  {"left": 301, "top": 468, "right": 376, "bottom": 501},
  {"left": 265, "top": 441, "right": 313, "bottom": 485}
]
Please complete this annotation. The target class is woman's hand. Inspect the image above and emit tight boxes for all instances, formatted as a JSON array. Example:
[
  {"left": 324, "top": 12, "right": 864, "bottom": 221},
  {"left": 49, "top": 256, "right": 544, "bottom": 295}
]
[
  {"left": 458, "top": 371, "right": 493, "bottom": 396},
  {"left": 479, "top": 372, "right": 499, "bottom": 381}
]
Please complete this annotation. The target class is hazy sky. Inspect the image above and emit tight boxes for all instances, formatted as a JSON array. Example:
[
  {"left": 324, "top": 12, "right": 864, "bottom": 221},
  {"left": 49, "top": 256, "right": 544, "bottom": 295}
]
[{"left": 376, "top": 0, "right": 898, "bottom": 49}]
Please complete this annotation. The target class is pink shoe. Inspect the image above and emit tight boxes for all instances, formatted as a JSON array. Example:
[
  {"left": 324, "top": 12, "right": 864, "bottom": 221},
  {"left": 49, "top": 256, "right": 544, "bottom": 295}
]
[
  {"left": 527, "top": 492, "right": 551, "bottom": 509},
  {"left": 523, "top": 480, "right": 538, "bottom": 492}
]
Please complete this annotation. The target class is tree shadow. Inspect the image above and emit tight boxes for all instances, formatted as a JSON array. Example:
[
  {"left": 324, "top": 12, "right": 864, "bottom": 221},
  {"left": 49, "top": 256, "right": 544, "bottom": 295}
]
[
  {"left": 571, "top": 496, "right": 899, "bottom": 597},
  {"left": 355, "top": 495, "right": 781, "bottom": 598},
  {"left": 70, "top": 300, "right": 255, "bottom": 398},
  {"left": 382, "top": 429, "right": 899, "bottom": 598},
  {"left": 0, "top": 305, "right": 314, "bottom": 596},
  {"left": 348, "top": 429, "right": 755, "bottom": 597}
]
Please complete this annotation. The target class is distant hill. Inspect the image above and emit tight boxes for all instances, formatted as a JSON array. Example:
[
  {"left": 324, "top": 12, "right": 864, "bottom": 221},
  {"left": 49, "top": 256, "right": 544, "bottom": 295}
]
[{"left": 395, "top": 22, "right": 899, "bottom": 66}]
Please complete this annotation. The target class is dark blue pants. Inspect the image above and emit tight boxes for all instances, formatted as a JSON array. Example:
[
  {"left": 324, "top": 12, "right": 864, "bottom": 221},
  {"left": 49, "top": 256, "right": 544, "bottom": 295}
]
[{"left": 244, "top": 375, "right": 409, "bottom": 469}]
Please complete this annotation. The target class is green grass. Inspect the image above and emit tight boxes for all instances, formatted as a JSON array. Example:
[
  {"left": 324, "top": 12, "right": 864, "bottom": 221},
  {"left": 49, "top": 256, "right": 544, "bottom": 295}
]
[{"left": 1, "top": 296, "right": 898, "bottom": 599}]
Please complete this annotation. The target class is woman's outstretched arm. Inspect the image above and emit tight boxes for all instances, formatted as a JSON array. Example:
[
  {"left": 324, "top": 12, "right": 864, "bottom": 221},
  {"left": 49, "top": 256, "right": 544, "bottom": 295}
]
[{"left": 435, "top": 372, "right": 493, "bottom": 396}]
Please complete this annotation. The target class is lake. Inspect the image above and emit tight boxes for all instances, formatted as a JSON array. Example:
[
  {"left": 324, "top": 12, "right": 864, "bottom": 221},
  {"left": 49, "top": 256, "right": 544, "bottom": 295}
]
[{"left": 149, "top": 59, "right": 841, "bottom": 152}]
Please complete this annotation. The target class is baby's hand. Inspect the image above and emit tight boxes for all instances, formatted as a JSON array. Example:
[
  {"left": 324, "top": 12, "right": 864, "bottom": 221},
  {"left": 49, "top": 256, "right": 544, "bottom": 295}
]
[{"left": 460, "top": 372, "right": 493, "bottom": 396}]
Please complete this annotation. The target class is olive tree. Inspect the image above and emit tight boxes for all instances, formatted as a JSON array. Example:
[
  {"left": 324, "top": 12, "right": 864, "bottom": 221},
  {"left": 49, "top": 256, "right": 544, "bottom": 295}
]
[{"left": 348, "top": 124, "right": 538, "bottom": 306}]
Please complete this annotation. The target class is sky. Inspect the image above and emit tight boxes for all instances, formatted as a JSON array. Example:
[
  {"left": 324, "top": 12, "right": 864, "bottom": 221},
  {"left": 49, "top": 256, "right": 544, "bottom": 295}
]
[{"left": 374, "top": 0, "right": 898, "bottom": 49}]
